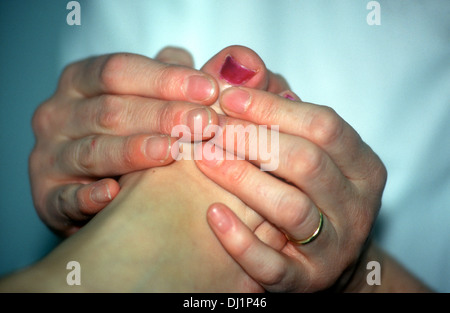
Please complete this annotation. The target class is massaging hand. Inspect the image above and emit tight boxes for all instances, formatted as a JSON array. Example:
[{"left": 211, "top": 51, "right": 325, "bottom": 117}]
[
  {"left": 29, "top": 48, "right": 220, "bottom": 236},
  {"left": 29, "top": 46, "right": 289, "bottom": 237},
  {"left": 195, "top": 46, "right": 388, "bottom": 292}
]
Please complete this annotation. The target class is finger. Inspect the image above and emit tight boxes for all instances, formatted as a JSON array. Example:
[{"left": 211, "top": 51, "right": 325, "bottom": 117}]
[
  {"left": 155, "top": 46, "right": 195, "bottom": 67},
  {"left": 219, "top": 87, "right": 379, "bottom": 181},
  {"left": 57, "top": 134, "right": 180, "bottom": 177},
  {"left": 45, "top": 179, "right": 120, "bottom": 237},
  {"left": 196, "top": 143, "right": 324, "bottom": 242},
  {"left": 209, "top": 114, "right": 354, "bottom": 219},
  {"left": 67, "top": 95, "right": 218, "bottom": 139},
  {"left": 61, "top": 52, "right": 218, "bottom": 104},
  {"left": 207, "top": 203, "right": 307, "bottom": 292},
  {"left": 253, "top": 220, "right": 287, "bottom": 252}
]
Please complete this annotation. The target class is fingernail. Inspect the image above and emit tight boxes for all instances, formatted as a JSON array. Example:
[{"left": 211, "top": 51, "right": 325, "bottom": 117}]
[
  {"left": 183, "top": 75, "right": 215, "bottom": 101},
  {"left": 220, "top": 55, "right": 257, "bottom": 85},
  {"left": 284, "top": 93, "right": 296, "bottom": 101},
  {"left": 208, "top": 206, "right": 232, "bottom": 234},
  {"left": 283, "top": 90, "right": 298, "bottom": 101},
  {"left": 144, "top": 135, "right": 171, "bottom": 162},
  {"left": 185, "top": 108, "right": 212, "bottom": 136},
  {"left": 91, "top": 182, "right": 112, "bottom": 203},
  {"left": 221, "top": 88, "right": 251, "bottom": 114}
]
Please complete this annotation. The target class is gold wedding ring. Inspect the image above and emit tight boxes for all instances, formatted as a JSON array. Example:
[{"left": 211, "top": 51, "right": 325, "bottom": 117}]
[{"left": 285, "top": 209, "right": 323, "bottom": 245}]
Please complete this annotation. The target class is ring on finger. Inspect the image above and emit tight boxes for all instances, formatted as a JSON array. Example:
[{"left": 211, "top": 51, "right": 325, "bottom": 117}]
[{"left": 284, "top": 209, "right": 323, "bottom": 245}]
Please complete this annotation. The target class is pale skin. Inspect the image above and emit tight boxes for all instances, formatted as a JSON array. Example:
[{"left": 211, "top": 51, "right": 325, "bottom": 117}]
[
  {"left": 0, "top": 148, "right": 430, "bottom": 292},
  {"left": 21, "top": 45, "right": 431, "bottom": 292},
  {"left": 1, "top": 158, "right": 267, "bottom": 292},
  {"left": 29, "top": 47, "right": 221, "bottom": 236}
]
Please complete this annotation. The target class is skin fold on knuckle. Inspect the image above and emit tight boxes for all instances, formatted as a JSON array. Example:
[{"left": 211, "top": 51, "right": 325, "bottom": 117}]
[
  {"left": 259, "top": 260, "right": 291, "bottom": 291},
  {"left": 96, "top": 95, "right": 126, "bottom": 132},
  {"left": 120, "top": 136, "right": 144, "bottom": 170},
  {"left": 62, "top": 136, "right": 98, "bottom": 175},
  {"left": 284, "top": 199, "right": 312, "bottom": 234},
  {"left": 308, "top": 105, "right": 344, "bottom": 148},
  {"left": 157, "top": 101, "right": 180, "bottom": 135},
  {"left": 57, "top": 61, "right": 80, "bottom": 94},
  {"left": 369, "top": 155, "right": 388, "bottom": 195},
  {"left": 224, "top": 161, "right": 251, "bottom": 188},
  {"left": 286, "top": 144, "right": 324, "bottom": 182},
  {"left": 33, "top": 186, "right": 50, "bottom": 222},
  {"left": 56, "top": 184, "right": 91, "bottom": 223},
  {"left": 98, "top": 53, "right": 130, "bottom": 93},
  {"left": 251, "top": 94, "right": 280, "bottom": 123},
  {"left": 272, "top": 190, "right": 310, "bottom": 231},
  {"left": 31, "top": 101, "right": 59, "bottom": 137},
  {"left": 230, "top": 233, "right": 289, "bottom": 290},
  {"left": 153, "top": 64, "right": 185, "bottom": 99}
]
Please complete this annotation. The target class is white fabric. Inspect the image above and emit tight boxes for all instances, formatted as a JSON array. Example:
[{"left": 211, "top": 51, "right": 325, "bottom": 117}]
[{"left": 59, "top": 0, "right": 450, "bottom": 291}]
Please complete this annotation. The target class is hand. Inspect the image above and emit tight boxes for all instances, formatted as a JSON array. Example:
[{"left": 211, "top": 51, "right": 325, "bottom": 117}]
[
  {"left": 29, "top": 48, "right": 220, "bottom": 236},
  {"left": 197, "top": 85, "right": 387, "bottom": 292}
]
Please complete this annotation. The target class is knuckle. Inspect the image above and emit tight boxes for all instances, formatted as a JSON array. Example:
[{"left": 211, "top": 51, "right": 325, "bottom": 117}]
[
  {"left": 58, "top": 62, "right": 78, "bottom": 92},
  {"left": 287, "top": 144, "right": 324, "bottom": 180},
  {"left": 75, "top": 185, "right": 92, "bottom": 216},
  {"left": 54, "top": 186, "right": 75, "bottom": 219},
  {"left": 28, "top": 147, "right": 40, "bottom": 171},
  {"left": 75, "top": 136, "right": 98, "bottom": 173},
  {"left": 57, "top": 185, "right": 88, "bottom": 222},
  {"left": 309, "top": 106, "right": 344, "bottom": 147},
  {"left": 30, "top": 183, "right": 47, "bottom": 218},
  {"left": 154, "top": 64, "right": 184, "bottom": 97},
  {"left": 31, "top": 101, "right": 56, "bottom": 136},
  {"left": 96, "top": 95, "right": 125, "bottom": 131},
  {"left": 373, "top": 159, "right": 388, "bottom": 192},
  {"left": 253, "top": 96, "right": 280, "bottom": 122},
  {"left": 260, "top": 263, "right": 288, "bottom": 288},
  {"left": 157, "top": 101, "right": 177, "bottom": 134},
  {"left": 226, "top": 161, "right": 251, "bottom": 187},
  {"left": 121, "top": 136, "right": 141, "bottom": 169},
  {"left": 275, "top": 192, "right": 311, "bottom": 230},
  {"left": 98, "top": 53, "right": 129, "bottom": 91}
]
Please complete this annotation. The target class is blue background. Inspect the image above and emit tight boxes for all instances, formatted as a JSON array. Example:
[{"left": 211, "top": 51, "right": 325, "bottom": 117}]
[{"left": 0, "top": 1, "right": 63, "bottom": 276}]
